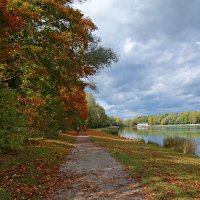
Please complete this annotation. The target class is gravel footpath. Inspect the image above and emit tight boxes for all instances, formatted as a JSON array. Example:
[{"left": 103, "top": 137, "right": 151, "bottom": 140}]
[{"left": 53, "top": 135, "right": 144, "bottom": 200}]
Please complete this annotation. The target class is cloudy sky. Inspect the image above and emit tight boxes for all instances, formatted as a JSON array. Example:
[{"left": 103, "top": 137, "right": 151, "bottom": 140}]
[{"left": 76, "top": 0, "right": 200, "bottom": 119}]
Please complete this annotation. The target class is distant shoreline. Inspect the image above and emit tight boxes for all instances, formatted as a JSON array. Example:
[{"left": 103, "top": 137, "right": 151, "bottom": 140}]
[{"left": 151, "top": 124, "right": 200, "bottom": 126}]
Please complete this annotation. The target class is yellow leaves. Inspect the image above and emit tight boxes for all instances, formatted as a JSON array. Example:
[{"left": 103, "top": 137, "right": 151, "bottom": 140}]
[
  {"left": 49, "top": 32, "right": 73, "bottom": 45},
  {"left": 24, "top": 45, "right": 43, "bottom": 53},
  {"left": 8, "top": 0, "right": 41, "bottom": 20}
]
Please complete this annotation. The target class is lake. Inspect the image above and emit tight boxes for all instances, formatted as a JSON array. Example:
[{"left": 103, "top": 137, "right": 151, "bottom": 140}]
[{"left": 118, "top": 125, "right": 200, "bottom": 156}]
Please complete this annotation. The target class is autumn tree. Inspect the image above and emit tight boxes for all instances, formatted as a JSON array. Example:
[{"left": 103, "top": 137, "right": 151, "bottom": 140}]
[
  {"left": 86, "top": 93, "right": 108, "bottom": 128},
  {"left": 0, "top": 0, "right": 118, "bottom": 148}
]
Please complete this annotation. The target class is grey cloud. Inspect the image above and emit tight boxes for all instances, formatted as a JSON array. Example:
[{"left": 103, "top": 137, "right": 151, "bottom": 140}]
[{"left": 77, "top": 0, "right": 200, "bottom": 118}]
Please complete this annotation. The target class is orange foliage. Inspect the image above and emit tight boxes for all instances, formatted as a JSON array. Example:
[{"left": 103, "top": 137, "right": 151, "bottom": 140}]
[{"left": 60, "top": 86, "right": 88, "bottom": 121}]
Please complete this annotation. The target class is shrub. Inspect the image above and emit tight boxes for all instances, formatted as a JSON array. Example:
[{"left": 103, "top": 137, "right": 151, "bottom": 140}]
[
  {"left": 0, "top": 89, "right": 26, "bottom": 150},
  {"left": 0, "top": 132, "right": 24, "bottom": 151}
]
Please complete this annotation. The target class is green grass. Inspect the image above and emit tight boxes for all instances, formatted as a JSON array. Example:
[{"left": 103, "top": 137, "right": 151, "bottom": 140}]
[
  {"left": 0, "top": 134, "right": 75, "bottom": 199},
  {"left": 89, "top": 131, "right": 200, "bottom": 200},
  {"left": 94, "top": 127, "right": 119, "bottom": 135}
]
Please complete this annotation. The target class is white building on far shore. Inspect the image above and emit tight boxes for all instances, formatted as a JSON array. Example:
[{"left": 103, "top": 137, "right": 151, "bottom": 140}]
[{"left": 136, "top": 123, "right": 149, "bottom": 128}]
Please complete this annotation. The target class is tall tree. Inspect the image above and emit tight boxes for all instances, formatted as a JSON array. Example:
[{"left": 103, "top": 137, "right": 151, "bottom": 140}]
[
  {"left": 0, "top": 0, "right": 118, "bottom": 148},
  {"left": 86, "top": 93, "right": 108, "bottom": 128}
]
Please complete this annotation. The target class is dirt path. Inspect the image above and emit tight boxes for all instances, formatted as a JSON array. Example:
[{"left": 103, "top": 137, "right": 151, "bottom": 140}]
[{"left": 53, "top": 135, "right": 144, "bottom": 200}]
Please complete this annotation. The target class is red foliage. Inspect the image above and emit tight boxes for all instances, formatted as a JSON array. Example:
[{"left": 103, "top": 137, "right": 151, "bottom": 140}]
[{"left": 0, "top": 0, "right": 25, "bottom": 31}]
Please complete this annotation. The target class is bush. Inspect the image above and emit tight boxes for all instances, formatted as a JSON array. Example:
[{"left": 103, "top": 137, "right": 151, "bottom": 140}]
[
  {"left": 0, "top": 89, "right": 26, "bottom": 151},
  {"left": 0, "top": 131, "right": 24, "bottom": 151}
]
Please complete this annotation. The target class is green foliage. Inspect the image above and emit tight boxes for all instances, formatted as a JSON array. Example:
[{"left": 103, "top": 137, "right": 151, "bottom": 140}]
[
  {"left": 86, "top": 93, "right": 124, "bottom": 128},
  {"left": 84, "top": 34, "right": 118, "bottom": 71},
  {"left": 0, "top": 132, "right": 24, "bottom": 151},
  {"left": 41, "top": 98, "right": 66, "bottom": 138},
  {"left": 0, "top": 89, "right": 25, "bottom": 128},
  {"left": 107, "top": 116, "right": 124, "bottom": 127},
  {"left": 0, "top": 88, "right": 26, "bottom": 150},
  {"left": 86, "top": 93, "right": 109, "bottom": 128},
  {"left": 180, "top": 112, "right": 189, "bottom": 124}
]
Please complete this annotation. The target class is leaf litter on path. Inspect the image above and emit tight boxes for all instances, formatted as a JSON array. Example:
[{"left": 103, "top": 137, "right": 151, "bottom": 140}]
[{"left": 52, "top": 136, "right": 145, "bottom": 200}]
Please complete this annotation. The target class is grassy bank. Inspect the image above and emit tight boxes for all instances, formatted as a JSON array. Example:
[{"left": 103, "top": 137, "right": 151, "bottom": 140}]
[
  {"left": 0, "top": 133, "right": 75, "bottom": 199},
  {"left": 94, "top": 127, "right": 119, "bottom": 135},
  {"left": 89, "top": 130, "right": 200, "bottom": 200}
]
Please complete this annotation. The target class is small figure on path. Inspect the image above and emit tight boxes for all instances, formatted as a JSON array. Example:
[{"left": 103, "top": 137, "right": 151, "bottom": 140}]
[
  {"left": 83, "top": 125, "right": 87, "bottom": 135},
  {"left": 76, "top": 126, "right": 80, "bottom": 135}
]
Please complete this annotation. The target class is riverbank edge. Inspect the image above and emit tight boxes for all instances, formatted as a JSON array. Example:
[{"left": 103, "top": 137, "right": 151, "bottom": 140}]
[{"left": 89, "top": 130, "right": 200, "bottom": 200}]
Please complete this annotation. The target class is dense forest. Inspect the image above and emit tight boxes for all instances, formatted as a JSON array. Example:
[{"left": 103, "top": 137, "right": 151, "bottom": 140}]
[
  {"left": 125, "top": 111, "right": 200, "bottom": 126},
  {"left": 0, "top": 0, "right": 118, "bottom": 150}
]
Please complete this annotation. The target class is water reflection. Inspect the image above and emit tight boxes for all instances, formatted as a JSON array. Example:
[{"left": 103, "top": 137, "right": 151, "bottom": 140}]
[{"left": 118, "top": 125, "right": 200, "bottom": 156}]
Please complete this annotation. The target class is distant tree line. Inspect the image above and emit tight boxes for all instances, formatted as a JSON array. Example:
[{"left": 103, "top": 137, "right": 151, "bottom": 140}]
[
  {"left": 125, "top": 111, "right": 200, "bottom": 126},
  {"left": 85, "top": 96, "right": 200, "bottom": 128},
  {"left": 85, "top": 94, "right": 124, "bottom": 128}
]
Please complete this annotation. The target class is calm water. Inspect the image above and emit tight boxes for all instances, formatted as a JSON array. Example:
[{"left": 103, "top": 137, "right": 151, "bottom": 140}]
[{"left": 118, "top": 125, "right": 200, "bottom": 156}]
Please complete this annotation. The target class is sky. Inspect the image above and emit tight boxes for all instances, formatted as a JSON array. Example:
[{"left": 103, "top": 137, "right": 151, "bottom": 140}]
[{"left": 76, "top": 0, "right": 200, "bottom": 119}]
